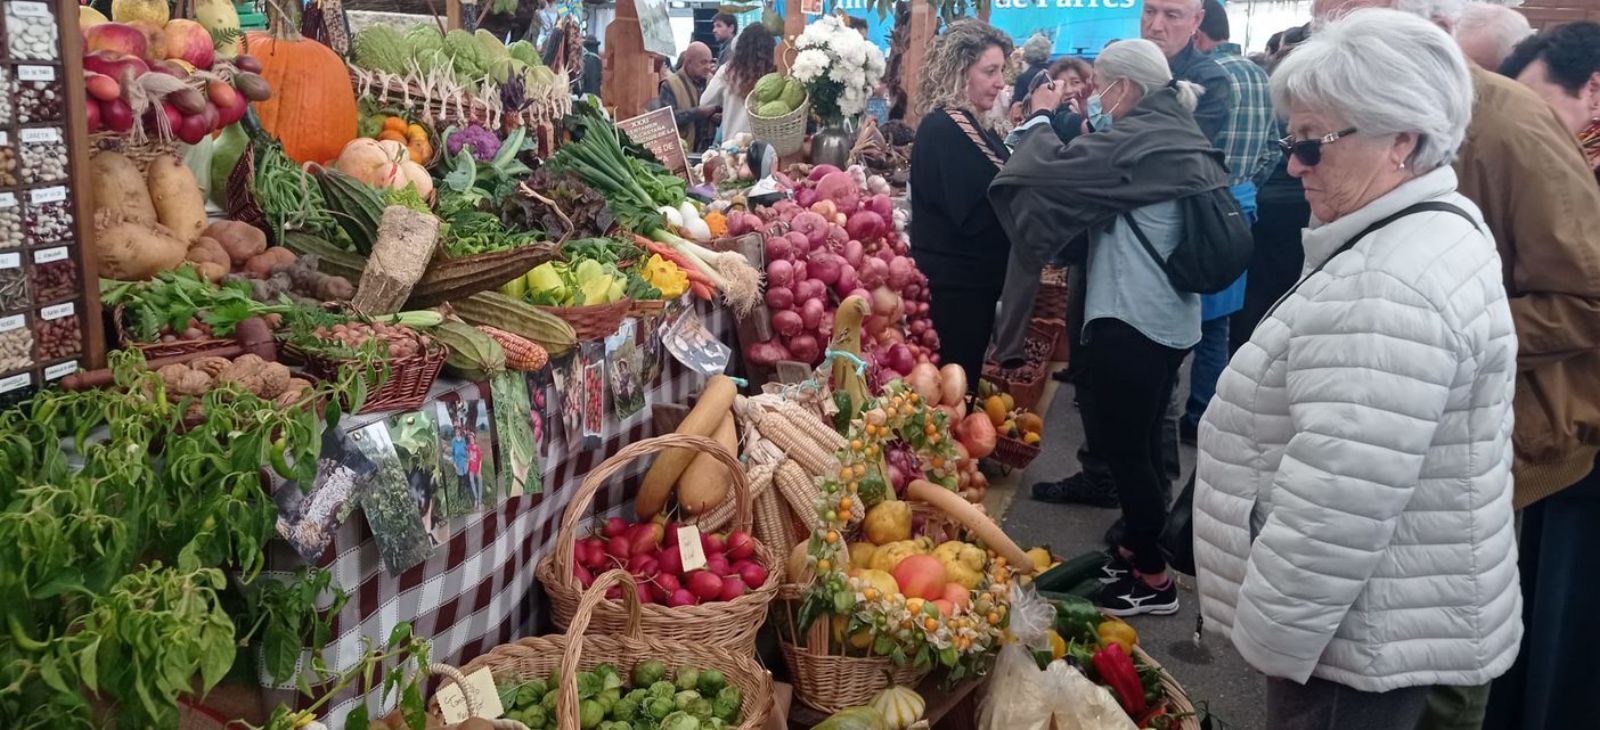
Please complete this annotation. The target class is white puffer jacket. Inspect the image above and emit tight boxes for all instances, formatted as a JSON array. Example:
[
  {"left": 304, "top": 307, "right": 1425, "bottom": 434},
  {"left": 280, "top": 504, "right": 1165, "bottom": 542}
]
[{"left": 1193, "top": 167, "right": 1522, "bottom": 692}]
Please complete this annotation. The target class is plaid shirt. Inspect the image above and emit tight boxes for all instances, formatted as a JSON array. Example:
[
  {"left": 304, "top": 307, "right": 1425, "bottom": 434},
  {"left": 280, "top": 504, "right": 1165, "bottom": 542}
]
[{"left": 1212, "top": 43, "right": 1279, "bottom": 187}]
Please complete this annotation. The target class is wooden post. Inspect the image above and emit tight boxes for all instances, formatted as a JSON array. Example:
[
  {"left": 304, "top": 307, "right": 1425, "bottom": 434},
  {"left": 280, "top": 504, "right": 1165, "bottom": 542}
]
[
  {"left": 603, "top": 0, "right": 657, "bottom": 118},
  {"left": 59, "top": 0, "right": 105, "bottom": 370},
  {"left": 978, "top": 0, "right": 991, "bottom": 22},
  {"left": 446, "top": 0, "right": 461, "bottom": 30},
  {"left": 901, "top": 0, "right": 936, "bottom": 125},
  {"left": 776, "top": 0, "right": 807, "bottom": 73}
]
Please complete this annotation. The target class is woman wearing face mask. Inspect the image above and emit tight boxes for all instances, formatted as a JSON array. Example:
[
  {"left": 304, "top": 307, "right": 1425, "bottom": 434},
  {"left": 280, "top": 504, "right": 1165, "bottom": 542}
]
[
  {"left": 908, "top": 21, "right": 1015, "bottom": 384},
  {"left": 989, "top": 39, "right": 1227, "bottom": 615}
]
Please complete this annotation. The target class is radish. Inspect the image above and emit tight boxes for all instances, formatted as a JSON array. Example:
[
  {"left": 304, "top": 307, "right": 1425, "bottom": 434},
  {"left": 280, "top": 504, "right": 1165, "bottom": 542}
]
[
  {"left": 718, "top": 576, "right": 749, "bottom": 601},
  {"left": 706, "top": 554, "right": 733, "bottom": 577},
  {"left": 628, "top": 522, "right": 663, "bottom": 552},
  {"left": 687, "top": 570, "right": 724, "bottom": 601},
  {"left": 574, "top": 564, "right": 594, "bottom": 587},
  {"left": 737, "top": 561, "right": 768, "bottom": 589},
  {"left": 654, "top": 573, "right": 681, "bottom": 595},
  {"left": 627, "top": 553, "right": 659, "bottom": 576},
  {"left": 701, "top": 531, "right": 726, "bottom": 555},
  {"left": 725, "top": 530, "right": 757, "bottom": 561},
  {"left": 603, "top": 517, "right": 628, "bottom": 538},
  {"left": 658, "top": 545, "right": 684, "bottom": 576},
  {"left": 606, "top": 534, "right": 633, "bottom": 563},
  {"left": 605, "top": 586, "right": 622, "bottom": 600},
  {"left": 668, "top": 588, "right": 698, "bottom": 607}
]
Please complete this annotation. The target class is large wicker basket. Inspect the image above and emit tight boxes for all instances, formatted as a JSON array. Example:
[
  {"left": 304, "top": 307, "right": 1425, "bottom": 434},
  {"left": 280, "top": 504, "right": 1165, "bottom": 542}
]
[
  {"left": 298, "top": 337, "right": 447, "bottom": 414},
  {"left": 774, "top": 585, "right": 929, "bottom": 714},
  {"left": 1132, "top": 643, "right": 1202, "bottom": 730},
  {"left": 535, "top": 434, "right": 783, "bottom": 653},
  {"left": 539, "top": 297, "right": 633, "bottom": 342},
  {"left": 443, "top": 570, "right": 774, "bottom": 730},
  {"left": 113, "top": 305, "right": 232, "bottom": 361},
  {"left": 746, "top": 89, "right": 810, "bottom": 157}
]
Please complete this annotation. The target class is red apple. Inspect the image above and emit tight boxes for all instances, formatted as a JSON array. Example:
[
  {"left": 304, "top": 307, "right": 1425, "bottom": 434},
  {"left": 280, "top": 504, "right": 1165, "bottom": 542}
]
[
  {"left": 161, "top": 19, "right": 214, "bottom": 69},
  {"left": 126, "top": 21, "right": 165, "bottom": 60},
  {"left": 149, "top": 59, "right": 191, "bottom": 78},
  {"left": 101, "top": 99, "right": 134, "bottom": 133},
  {"left": 84, "top": 23, "right": 148, "bottom": 58},
  {"left": 82, "top": 51, "right": 149, "bottom": 81}
]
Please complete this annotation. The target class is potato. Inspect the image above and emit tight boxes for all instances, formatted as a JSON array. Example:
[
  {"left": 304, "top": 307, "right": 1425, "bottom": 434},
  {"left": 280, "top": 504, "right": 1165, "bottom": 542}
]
[
  {"left": 90, "top": 151, "right": 157, "bottom": 224},
  {"left": 186, "top": 236, "right": 230, "bottom": 268},
  {"left": 204, "top": 220, "right": 267, "bottom": 266},
  {"left": 244, "top": 247, "right": 296, "bottom": 278},
  {"left": 92, "top": 209, "right": 188, "bottom": 281},
  {"left": 146, "top": 155, "right": 207, "bottom": 242},
  {"left": 195, "top": 261, "right": 228, "bottom": 282}
]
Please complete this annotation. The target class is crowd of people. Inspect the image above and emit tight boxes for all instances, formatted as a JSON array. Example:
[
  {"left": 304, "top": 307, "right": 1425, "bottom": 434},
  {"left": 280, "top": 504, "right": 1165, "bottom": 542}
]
[{"left": 903, "top": 2, "right": 1600, "bottom": 729}]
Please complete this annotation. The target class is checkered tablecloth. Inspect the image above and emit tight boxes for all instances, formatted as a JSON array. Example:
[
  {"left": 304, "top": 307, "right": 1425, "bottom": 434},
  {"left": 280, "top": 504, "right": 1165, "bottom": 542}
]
[{"left": 254, "top": 305, "right": 731, "bottom": 726}]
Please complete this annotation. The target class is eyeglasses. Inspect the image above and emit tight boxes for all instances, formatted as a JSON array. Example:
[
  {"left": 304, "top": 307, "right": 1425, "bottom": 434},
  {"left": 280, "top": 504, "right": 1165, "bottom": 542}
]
[{"left": 1277, "top": 127, "right": 1358, "bottom": 167}]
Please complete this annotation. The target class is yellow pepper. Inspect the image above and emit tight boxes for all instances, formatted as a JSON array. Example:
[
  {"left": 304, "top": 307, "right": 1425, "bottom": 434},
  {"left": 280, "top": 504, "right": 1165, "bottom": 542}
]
[
  {"left": 641, "top": 254, "right": 690, "bottom": 299},
  {"left": 1046, "top": 629, "right": 1067, "bottom": 661},
  {"left": 1097, "top": 618, "right": 1138, "bottom": 653}
]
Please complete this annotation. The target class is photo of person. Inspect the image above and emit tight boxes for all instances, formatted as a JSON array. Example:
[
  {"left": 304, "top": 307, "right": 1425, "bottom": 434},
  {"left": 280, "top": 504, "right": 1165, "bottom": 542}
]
[
  {"left": 608, "top": 320, "right": 647, "bottom": 420},
  {"left": 432, "top": 398, "right": 498, "bottom": 517},
  {"left": 551, "top": 352, "right": 586, "bottom": 447},
  {"left": 664, "top": 307, "right": 731, "bottom": 376},
  {"left": 466, "top": 432, "right": 484, "bottom": 506},
  {"left": 274, "top": 428, "right": 375, "bottom": 563},
  {"left": 387, "top": 409, "right": 448, "bottom": 545}
]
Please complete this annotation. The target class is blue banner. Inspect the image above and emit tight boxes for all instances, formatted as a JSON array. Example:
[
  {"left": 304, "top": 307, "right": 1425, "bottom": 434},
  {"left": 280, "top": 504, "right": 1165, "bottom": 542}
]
[{"left": 794, "top": 0, "right": 1141, "bottom": 58}]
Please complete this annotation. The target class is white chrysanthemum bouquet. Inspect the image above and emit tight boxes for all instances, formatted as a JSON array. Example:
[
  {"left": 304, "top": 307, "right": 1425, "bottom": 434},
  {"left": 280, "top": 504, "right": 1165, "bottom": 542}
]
[{"left": 790, "top": 16, "right": 888, "bottom": 125}]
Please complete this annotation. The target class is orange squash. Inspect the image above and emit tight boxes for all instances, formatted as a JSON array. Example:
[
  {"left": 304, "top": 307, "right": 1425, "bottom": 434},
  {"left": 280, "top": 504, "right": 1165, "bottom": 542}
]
[{"left": 245, "top": 8, "right": 356, "bottom": 164}]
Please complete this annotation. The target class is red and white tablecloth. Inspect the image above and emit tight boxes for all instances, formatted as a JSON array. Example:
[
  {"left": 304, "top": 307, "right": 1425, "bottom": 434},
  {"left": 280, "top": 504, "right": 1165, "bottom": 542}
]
[{"left": 257, "top": 305, "right": 732, "bottom": 725}]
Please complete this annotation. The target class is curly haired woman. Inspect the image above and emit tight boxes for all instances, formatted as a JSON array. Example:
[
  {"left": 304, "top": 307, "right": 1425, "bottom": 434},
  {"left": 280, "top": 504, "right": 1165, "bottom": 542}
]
[
  {"left": 909, "top": 20, "right": 1014, "bottom": 384},
  {"left": 702, "top": 24, "right": 777, "bottom": 143}
]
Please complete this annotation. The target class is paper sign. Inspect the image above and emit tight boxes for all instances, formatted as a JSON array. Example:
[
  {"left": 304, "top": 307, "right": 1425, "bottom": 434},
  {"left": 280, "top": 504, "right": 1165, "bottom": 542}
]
[
  {"left": 29, "top": 186, "right": 66, "bottom": 205},
  {"left": 20, "top": 127, "right": 60, "bottom": 144},
  {"left": 40, "top": 302, "right": 72, "bottom": 320},
  {"left": 617, "top": 107, "right": 695, "bottom": 185},
  {"left": 0, "top": 315, "right": 23, "bottom": 332},
  {"left": 33, "top": 246, "right": 66, "bottom": 264},
  {"left": 0, "top": 253, "right": 18, "bottom": 269},
  {"left": 435, "top": 667, "right": 504, "bottom": 723},
  {"left": 676, "top": 524, "right": 707, "bottom": 573},
  {"left": 635, "top": 0, "right": 676, "bottom": 59},
  {"left": 0, "top": 372, "right": 30, "bottom": 393},
  {"left": 9, "top": 2, "right": 50, "bottom": 17},
  {"left": 0, "top": 192, "right": 17, "bottom": 209},
  {"left": 44, "top": 361, "right": 77, "bottom": 380},
  {"left": 17, "top": 65, "right": 55, "bottom": 82}
]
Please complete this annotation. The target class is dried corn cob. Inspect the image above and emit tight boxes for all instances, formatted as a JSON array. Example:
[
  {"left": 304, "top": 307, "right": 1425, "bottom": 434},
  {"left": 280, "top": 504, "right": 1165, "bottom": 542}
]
[
  {"left": 776, "top": 458, "right": 822, "bottom": 531},
  {"left": 702, "top": 461, "right": 774, "bottom": 533},
  {"left": 477, "top": 325, "right": 549, "bottom": 370},
  {"left": 772, "top": 398, "right": 847, "bottom": 451}
]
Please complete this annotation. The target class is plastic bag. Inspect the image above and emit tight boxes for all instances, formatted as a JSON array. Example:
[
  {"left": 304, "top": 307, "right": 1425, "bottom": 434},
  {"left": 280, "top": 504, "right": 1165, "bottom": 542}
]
[
  {"left": 1045, "top": 661, "right": 1138, "bottom": 730},
  {"left": 979, "top": 584, "right": 1135, "bottom": 730}
]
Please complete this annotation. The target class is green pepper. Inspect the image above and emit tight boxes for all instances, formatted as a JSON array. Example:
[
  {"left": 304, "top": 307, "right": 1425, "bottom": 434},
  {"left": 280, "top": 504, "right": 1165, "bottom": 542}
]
[
  {"left": 1051, "top": 595, "right": 1103, "bottom": 644},
  {"left": 269, "top": 437, "right": 296, "bottom": 480}
]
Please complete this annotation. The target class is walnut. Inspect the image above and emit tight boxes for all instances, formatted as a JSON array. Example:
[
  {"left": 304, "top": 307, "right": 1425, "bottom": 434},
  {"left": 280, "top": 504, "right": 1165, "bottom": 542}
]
[
  {"left": 232, "top": 353, "right": 267, "bottom": 371},
  {"left": 190, "top": 356, "right": 231, "bottom": 378},
  {"left": 257, "top": 362, "right": 292, "bottom": 398},
  {"left": 156, "top": 363, "right": 191, "bottom": 387}
]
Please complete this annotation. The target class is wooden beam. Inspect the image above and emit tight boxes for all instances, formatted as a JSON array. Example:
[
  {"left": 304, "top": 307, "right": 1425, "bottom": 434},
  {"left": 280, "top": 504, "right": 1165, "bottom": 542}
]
[
  {"left": 901, "top": 0, "right": 936, "bottom": 125},
  {"left": 446, "top": 0, "right": 461, "bottom": 30},
  {"left": 603, "top": 0, "right": 657, "bottom": 118},
  {"left": 777, "top": 0, "right": 807, "bottom": 73}
]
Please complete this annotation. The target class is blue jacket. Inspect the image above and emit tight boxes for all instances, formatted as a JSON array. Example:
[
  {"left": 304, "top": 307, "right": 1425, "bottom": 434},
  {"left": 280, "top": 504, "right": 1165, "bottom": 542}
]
[{"left": 1167, "top": 41, "right": 1232, "bottom": 147}]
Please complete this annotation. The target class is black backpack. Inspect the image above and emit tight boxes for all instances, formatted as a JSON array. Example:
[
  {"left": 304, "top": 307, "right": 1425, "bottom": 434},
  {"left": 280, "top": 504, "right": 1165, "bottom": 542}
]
[{"left": 1123, "top": 187, "right": 1254, "bottom": 294}]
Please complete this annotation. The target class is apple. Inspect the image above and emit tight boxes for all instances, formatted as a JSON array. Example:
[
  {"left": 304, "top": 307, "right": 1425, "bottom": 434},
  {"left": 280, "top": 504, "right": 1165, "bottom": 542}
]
[
  {"left": 161, "top": 19, "right": 214, "bottom": 70},
  {"left": 82, "top": 51, "right": 149, "bottom": 81},
  {"left": 84, "top": 23, "right": 148, "bottom": 58},
  {"left": 84, "top": 73, "right": 121, "bottom": 102},
  {"left": 126, "top": 21, "right": 166, "bottom": 59},
  {"left": 149, "top": 59, "right": 192, "bottom": 78}
]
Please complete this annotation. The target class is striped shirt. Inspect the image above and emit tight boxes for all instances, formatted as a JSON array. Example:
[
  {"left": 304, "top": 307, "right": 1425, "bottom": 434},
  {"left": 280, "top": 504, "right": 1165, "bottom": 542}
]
[{"left": 1211, "top": 43, "right": 1279, "bottom": 187}]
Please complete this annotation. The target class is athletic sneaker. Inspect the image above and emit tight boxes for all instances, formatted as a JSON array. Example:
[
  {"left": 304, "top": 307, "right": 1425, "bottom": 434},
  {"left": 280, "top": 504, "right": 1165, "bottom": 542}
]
[
  {"left": 1031, "top": 471, "right": 1119, "bottom": 507},
  {"left": 1099, "top": 574, "right": 1180, "bottom": 617},
  {"left": 1100, "top": 550, "right": 1133, "bottom": 584}
]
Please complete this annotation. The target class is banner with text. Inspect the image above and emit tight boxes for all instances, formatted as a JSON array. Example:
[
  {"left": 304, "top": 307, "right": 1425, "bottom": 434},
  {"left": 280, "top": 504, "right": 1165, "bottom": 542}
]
[{"left": 782, "top": 0, "right": 1141, "bottom": 58}]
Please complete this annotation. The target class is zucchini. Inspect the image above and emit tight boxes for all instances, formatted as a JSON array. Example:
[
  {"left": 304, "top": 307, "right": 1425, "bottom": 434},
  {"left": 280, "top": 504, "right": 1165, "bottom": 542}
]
[
  {"left": 1034, "top": 550, "right": 1109, "bottom": 593},
  {"left": 313, "top": 165, "right": 386, "bottom": 255},
  {"left": 281, "top": 231, "right": 366, "bottom": 282},
  {"left": 432, "top": 320, "right": 506, "bottom": 381},
  {"left": 452, "top": 291, "right": 577, "bottom": 357}
]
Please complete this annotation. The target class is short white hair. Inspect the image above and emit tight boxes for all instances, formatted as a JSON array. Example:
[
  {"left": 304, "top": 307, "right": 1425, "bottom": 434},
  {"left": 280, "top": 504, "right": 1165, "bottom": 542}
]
[
  {"left": 1394, "top": 0, "right": 1467, "bottom": 26},
  {"left": 1098, "top": 39, "right": 1205, "bottom": 112},
  {"left": 1455, "top": 3, "right": 1533, "bottom": 67},
  {"left": 1271, "top": 8, "right": 1473, "bottom": 171}
]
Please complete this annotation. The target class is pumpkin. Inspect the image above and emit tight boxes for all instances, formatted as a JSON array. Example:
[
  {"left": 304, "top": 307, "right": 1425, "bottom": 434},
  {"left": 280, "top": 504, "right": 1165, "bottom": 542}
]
[
  {"left": 814, "top": 706, "right": 888, "bottom": 730},
  {"left": 246, "top": 4, "right": 356, "bottom": 164},
  {"left": 333, "top": 138, "right": 434, "bottom": 201},
  {"left": 870, "top": 685, "right": 925, "bottom": 730}
]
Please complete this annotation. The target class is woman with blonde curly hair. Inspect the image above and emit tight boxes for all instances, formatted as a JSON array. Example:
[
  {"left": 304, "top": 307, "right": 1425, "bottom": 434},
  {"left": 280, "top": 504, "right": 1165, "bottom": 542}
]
[{"left": 909, "top": 20, "right": 1014, "bottom": 384}]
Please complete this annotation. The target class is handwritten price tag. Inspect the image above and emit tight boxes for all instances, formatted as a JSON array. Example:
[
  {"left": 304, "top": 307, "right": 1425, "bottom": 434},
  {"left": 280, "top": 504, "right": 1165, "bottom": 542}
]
[
  {"left": 0, "top": 193, "right": 17, "bottom": 209},
  {"left": 17, "top": 66, "right": 55, "bottom": 82},
  {"left": 677, "top": 524, "right": 708, "bottom": 573},
  {"left": 44, "top": 361, "right": 77, "bottom": 380},
  {"left": 0, "top": 372, "right": 30, "bottom": 393},
  {"left": 434, "top": 667, "right": 504, "bottom": 724},
  {"left": 29, "top": 186, "right": 66, "bottom": 205},
  {"left": 20, "top": 127, "right": 61, "bottom": 144},
  {"left": 0, "top": 315, "right": 23, "bottom": 332},
  {"left": 33, "top": 246, "right": 66, "bottom": 264},
  {"left": 40, "top": 302, "right": 73, "bottom": 320}
]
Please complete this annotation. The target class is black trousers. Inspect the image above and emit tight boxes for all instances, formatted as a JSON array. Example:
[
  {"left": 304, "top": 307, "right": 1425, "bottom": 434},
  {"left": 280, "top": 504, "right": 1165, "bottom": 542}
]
[
  {"left": 927, "top": 284, "right": 1001, "bottom": 390},
  {"left": 1230, "top": 193, "right": 1310, "bottom": 353},
  {"left": 1082, "top": 319, "right": 1186, "bottom": 574}
]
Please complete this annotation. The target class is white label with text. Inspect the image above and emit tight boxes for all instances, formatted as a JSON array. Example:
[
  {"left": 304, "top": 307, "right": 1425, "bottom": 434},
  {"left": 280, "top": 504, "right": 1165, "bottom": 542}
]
[
  {"left": 20, "top": 127, "right": 61, "bottom": 144},
  {"left": 40, "top": 302, "right": 73, "bottom": 320},
  {"left": 0, "top": 254, "right": 18, "bottom": 269},
  {"left": 33, "top": 247, "right": 66, "bottom": 264},
  {"left": 44, "top": 361, "right": 77, "bottom": 380},
  {"left": 29, "top": 186, "right": 66, "bottom": 205},
  {"left": 17, "top": 66, "right": 55, "bottom": 83},
  {"left": 9, "top": 2, "right": 49, "bottom": 17},
  {"left": 0, "top": 315, "right": 23, "bottom": 333},
  {"left": 676, "top": 524, "right": 708, "bottom": 573},
  {"left": 0, "top": 372, "right": 30, "bottom": 393}
]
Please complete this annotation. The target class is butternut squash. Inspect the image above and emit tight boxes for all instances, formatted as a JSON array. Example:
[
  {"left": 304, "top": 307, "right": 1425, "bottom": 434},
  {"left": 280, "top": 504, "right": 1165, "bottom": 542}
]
[
  {"left": 677, "top": 412, "right": 738, "bottom": 515},
  {"left": 906, "top": 479, "right": 1033, "bottom": 572},
  {"left": 636, "top": 375, "right": 736, "bottom": 519}
]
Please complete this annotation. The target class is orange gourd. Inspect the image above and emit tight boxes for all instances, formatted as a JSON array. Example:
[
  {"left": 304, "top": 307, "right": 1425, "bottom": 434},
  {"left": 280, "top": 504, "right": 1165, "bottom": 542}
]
[{"left": 245, "top": 7, "right": 356, "bottom": 164}]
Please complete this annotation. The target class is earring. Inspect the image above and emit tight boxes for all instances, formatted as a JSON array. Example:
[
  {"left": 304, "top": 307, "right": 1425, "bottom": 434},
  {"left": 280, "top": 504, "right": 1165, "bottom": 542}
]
[{"left": 1398, "top": 161, "right": 1407, "bottom": 170}]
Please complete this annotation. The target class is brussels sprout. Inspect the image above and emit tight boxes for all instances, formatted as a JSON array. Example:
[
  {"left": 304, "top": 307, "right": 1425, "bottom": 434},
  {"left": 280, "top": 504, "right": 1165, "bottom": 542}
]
[
  {"left": 696, "top": 670, "right": 726, "bottom": 696},
  {"left": 646, "top": 696, "right": 676, "bottom": 720},
  {"left": 632, "top": 720, "right": 654, "bottom": 730},
  {"left": 632, "top": 659, "right": 668, "bottom": 688},
  {"left": 542, "top": 689, "right": 560, "bottom": 712},
  {"left": 660, "top": 710, "right": 702, "bottom": 730},
  {"left": 522, "top": 705, "right": 549, "bottom": 729},
  {"left": 579, "top": 698, "right": 606, "bottom": 729},
  {"left": 625, "top": 688, "right": 650, "bottom": 705},
  {"left": 674, "top": 690, "right": 701, "bottom": 710},
  {"left": 712, "top": 685, "right": 741, "bottom": 722},
  {"left": 610, "top": 696, "right": 640, "bottom": 721},
  {"left": 675, "top": 669, "right": 701, "bottom": 693},
  {"left": 595, "top": 663, "right": 625, "bottom": 691},
  {"left": 705, "top": 719, "right": 727, "bottom": 730},
  {"left": 650, "top": 681, "right": 677, "bottom": 699},
  {"left": 577, "top": 671, "right": 605, "bottom": 700},
  {"left": 688, "top": 698, "right": 713, "bottom": 720},
  {"left": 600, "top": 688, "right": 622, "bottom": 710},
  {"left": 518, "top": 679, "right": 549, "bottom": 707}
]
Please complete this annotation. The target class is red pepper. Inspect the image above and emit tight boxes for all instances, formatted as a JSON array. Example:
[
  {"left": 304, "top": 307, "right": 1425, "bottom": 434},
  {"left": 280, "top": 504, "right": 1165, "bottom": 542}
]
[{"left": 1092, "top": 643, "right": 1148, "bottom": 716}]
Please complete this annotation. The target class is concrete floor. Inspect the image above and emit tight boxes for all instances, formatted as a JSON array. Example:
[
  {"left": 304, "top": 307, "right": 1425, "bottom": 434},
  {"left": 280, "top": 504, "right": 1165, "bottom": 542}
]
[{"left": 995, "top": 368, "right": 1270, "bottom": 730}]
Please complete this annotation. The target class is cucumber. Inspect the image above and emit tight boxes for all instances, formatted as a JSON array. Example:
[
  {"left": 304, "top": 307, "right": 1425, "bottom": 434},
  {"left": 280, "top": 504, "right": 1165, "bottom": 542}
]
[{"left": 1034, "top": 550, "right": 1109, "bottom": 593}]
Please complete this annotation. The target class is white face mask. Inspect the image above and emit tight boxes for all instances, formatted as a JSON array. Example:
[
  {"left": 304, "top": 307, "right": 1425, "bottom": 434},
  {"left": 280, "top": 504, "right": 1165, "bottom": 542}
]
[{"left": 1087, "top": 79, "right": 1124, "bottom": 131}]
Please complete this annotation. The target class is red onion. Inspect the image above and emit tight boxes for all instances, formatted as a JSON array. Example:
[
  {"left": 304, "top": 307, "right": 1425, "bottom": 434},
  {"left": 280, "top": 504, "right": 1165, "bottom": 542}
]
[
  {"left": 765, "top": 286, "right": 795, "bottom": 310},
  {"left": 792, "top": 211, "right": 829, "bottom": 246},
  {"left": 767, "top": 235, "right": 794, "bottom": 261},
  {"left": 788, "top": 334, "right": 822, "bottom": 363},
  {"left": 888, "top": 257, "right": 917, "bottom": 289},
  {"left": 773, "top": 310, "right": 803, "bottom": 336},
  {"left": 843, "top": 239, "right": 864, "bottom": 267},
  {"left": 846, "top": 210, "right": 886, "bottom": 241},
  {"left": 836, "top": 264, "right": 858, "bottom": 294},
  {"left": 809, "top": 252, "right": 842, "bottom": 286},
  {"left": 767, "top": 259, "right": 795, "bottom": 287},
  {"left": 808, "top": 164, "right": 842, "bottom": 181},
  {"left": 800, "top": 298, "right": 825, "bottom": 330}
]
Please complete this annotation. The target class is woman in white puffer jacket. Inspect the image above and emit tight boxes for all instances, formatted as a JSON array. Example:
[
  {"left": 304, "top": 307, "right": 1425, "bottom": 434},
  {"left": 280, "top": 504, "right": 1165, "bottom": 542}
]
[{"left": 1192, "top": 10, "right": 1521, "bottom": 729}]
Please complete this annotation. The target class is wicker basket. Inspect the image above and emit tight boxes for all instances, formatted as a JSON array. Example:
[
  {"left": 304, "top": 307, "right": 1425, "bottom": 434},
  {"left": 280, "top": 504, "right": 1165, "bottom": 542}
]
[
  {"left": 408, "top": 242, "right": 564, "bottom": 308},
  {"left": 224, "top": 143, "right": 271, "bottom": 240},
  {"left": 628, "top": 298, "right": 668, "bottom": 319},
  {"left": 535, "top": 434, "right": 783, "bottom": 653},
  {"left": 424, "top": 663, "right": 532, "bottom": 729},
  {"left": 988, "top": 435, "right": 1041, "bottom": 472},
  {"left": 113, "top": 305, "right": 232, "bottom": 361},
  {"left": 299, "top": 338, "right": 447, "bottom": 414},
  {"left": 774, "top": 585, "right": 929, "bottom": 714},
  {"left": 746, "top": 89, "right": 810, "bottom": 157},
  {"left": 1033, "top": 267, "right": 1070, "bottom": 323},
  {"left": 89, "top": 133, "right": 180, "bottom": 171},
  {"left": 443, "top": 570, "right": 774, "bottom": 730},
  {"left": 1133, "top": 644, "right": 1202, "bottom": 730},
  {"left": 538, "top": 297, "right": 633, "bottom": 341}
]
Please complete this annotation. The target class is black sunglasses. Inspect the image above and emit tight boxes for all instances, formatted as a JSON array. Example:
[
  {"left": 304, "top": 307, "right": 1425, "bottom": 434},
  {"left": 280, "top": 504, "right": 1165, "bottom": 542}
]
[{"left": 1277, "top": 127, "right": 1358, "bottom": 167}]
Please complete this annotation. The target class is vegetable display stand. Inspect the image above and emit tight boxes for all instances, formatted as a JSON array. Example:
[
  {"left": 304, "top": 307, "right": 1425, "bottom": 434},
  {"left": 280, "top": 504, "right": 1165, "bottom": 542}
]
[
  {"left": 745, "top": 89, "right": 810, "bottom": 157},
  {"left": 0, "top": 0, "right": 109, "bottom": 402},
  {"left": 535, "top": 434, "right": 782, "bottom": 653},
  {"left": 539, "top": 296, "right": 633, "bottom": 342},
  {"left": 112, "top": 304, "right": 230, "bottom": 360},
  {"left": 774, "top": 584, "right": 929, "bottom": 715},
  {"left": 441, "top": 570, "right": 774, "bottom": 730},
  {"left": 299, "top": 338, "right": 447, "bottom": 414}
]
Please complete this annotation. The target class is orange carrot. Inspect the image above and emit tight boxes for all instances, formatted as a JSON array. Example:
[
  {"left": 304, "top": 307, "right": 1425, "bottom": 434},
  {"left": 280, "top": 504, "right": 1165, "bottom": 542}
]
[
  {"left": 690, "top": 281, "right": 714, "bottom": 300},
  {"left": 638, "top": 235, "right": 716, "bottom": 287}
]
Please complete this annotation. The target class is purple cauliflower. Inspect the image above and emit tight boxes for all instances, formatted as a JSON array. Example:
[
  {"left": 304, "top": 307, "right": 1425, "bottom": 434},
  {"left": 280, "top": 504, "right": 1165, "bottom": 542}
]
[{"left": 447, "top": 124, "right": 500, "bottom": 162}]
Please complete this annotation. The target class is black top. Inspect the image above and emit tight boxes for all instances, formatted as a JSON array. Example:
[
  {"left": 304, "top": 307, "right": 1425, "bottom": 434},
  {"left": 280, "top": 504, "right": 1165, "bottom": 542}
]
[
  {"left": 1167, "top": 41, "right": 1232, "bottom": 146},
  {"left": 909, "top": 108, "right": 1013, "bottom": 291},
  {"left": 1013, "top": 63, "right": 1048, "bottom": 105}
]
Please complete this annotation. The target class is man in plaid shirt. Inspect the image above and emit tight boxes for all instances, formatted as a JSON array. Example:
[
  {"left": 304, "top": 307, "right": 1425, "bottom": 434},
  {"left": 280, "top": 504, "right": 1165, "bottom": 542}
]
[{"left": 1177, "top": 0, "right": 1280, "bottom": 442}]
